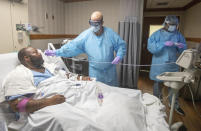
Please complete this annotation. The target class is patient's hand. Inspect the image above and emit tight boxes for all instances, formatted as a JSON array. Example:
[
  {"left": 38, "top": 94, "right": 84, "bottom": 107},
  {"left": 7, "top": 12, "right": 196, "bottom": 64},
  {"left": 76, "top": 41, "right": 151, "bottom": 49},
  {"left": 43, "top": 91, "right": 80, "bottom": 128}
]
[
  {"left": 82, "top": 76, "right": 91, "bottom": 81},
  {"left": 66, "top": 73, "right": 91, "bottom": 81},
  {"left": 50, "top": 95, "right": 66, "bottom": 105},
  {"left": 77, "top": 75, "right": 91, "bottom": 81}
]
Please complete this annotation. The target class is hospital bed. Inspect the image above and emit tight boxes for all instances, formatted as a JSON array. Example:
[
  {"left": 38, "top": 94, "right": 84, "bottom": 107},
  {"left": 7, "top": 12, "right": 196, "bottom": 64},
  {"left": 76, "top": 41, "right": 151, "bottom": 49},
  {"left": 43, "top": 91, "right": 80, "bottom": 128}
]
[{"left": 0, "top": 48, "right": 169, "bottom": 131}]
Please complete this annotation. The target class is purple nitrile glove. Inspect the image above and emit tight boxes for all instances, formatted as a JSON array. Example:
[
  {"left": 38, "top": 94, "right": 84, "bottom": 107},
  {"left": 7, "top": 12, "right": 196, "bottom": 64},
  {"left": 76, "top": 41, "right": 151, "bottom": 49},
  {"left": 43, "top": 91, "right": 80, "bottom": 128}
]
[
  {"left": 44, "top": 50, "right": 56, "bottom": 56},
  {"left": 175, "top": 43, "right": 184, "bottom": 49},
  {"left": 164, "top": 41, "right": 174, "bottom": 47},
  {"left": 112, "top": 56, "right": 121, "bottom": 64}
]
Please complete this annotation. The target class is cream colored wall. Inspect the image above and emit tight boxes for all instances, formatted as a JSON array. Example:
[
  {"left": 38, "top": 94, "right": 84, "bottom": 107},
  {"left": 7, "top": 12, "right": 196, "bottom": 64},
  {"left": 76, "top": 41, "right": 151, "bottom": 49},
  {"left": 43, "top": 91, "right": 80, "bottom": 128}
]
[
  {"left": 31, "top": 39, "right": 64, "bottom": 51},
  {"left": 29, "top": 0, "right": 66, "bottom": 50},
  {"left": 0, "top": 0, "right": 14, "bottom": 53},
  {"left": 183, "top": 2, "right": 201, "bottom": 38},
  {"left": 28, "top": 0, "right": 65, "bottom": 34},
  {"left": 65, "top": 0, "right": 120, "bottom": 34},
  {"left": 144, "top": 11, "right": 185, "bottom": 33},
  {"left": 0, "top": 0, "right": 29, "bottom": 53}
]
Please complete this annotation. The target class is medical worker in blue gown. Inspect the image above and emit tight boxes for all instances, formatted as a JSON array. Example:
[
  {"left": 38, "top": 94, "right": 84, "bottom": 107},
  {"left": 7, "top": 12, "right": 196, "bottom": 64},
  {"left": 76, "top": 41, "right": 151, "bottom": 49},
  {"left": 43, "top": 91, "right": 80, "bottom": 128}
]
[
  {"left": 44, "top": 11, "right": 126, "bottom": 86},
  {"left": 148, "top": 15, "right": 186, "bottom": 116}
]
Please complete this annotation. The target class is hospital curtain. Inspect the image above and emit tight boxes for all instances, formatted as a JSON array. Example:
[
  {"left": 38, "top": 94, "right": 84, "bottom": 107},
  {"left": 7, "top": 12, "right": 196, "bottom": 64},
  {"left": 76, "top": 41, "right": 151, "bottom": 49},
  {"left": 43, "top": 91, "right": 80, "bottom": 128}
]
[{"left": 117, "top": 0, "right": 144, "bottom": 89}]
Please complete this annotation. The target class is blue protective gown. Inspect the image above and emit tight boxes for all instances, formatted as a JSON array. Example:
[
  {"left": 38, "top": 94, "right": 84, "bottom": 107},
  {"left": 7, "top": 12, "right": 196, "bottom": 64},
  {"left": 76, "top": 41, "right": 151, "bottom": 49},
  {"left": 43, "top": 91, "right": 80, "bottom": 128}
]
[
  {"left": 55, "top": 27, "right": 126, "bottom": 86},
  {"left": 147, "top": 29, "right": 186, "bottom": 81}
]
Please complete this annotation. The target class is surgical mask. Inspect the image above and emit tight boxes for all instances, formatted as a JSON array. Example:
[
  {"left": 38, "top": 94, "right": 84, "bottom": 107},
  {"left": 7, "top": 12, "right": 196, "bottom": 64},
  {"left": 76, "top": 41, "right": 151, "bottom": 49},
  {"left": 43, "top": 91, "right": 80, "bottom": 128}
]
[
  {"left": 91, "top": 25, "right": 101, "bottom": 33},
  {"left": 168, "top": 25, "right": 177, "bottom": 32}
]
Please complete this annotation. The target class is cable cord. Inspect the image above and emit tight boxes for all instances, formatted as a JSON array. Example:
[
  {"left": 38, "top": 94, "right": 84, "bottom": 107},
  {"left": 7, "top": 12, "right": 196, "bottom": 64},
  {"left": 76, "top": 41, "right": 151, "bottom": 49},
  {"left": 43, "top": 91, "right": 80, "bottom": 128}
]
[
  {"left": 62, "top": 57, "right": 176, "bottom": 67},
  {"left": 163, "top": 92, "right": 171, "bottom": 104},
  {"left": 188, "top": 84, "right": 201, "bottom": 118}
]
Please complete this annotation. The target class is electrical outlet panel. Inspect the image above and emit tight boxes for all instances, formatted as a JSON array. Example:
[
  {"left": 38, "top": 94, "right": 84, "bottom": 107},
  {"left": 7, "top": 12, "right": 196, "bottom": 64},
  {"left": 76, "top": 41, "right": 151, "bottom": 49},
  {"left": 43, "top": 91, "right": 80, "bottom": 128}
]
[{"left": 16, "top": 23, "right": 32, "bottom": 31}]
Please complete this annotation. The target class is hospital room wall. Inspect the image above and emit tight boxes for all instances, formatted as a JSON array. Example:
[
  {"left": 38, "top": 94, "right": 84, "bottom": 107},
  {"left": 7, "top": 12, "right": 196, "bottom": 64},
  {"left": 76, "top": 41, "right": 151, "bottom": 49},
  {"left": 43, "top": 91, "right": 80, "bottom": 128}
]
[
  {"left": 64, "top": 0, "right": 120, "bottom": 34},
  {"left": 30, "top": 39, "right": 64, "bottom": 51},
  {"left": 0, "top": 0, "right": 29, "bottom": 53},
  {"left": 143, "top": 11, "right": 185, "bottom": 33},
  {"left": 28, "top": 0, "right": 65, "bottom": 34},
  {"left": 183, "top": 2, "right": 201, "bottom": 48},
  {"left": 29, "top": 0, "right": 66, "bottom": 50}
]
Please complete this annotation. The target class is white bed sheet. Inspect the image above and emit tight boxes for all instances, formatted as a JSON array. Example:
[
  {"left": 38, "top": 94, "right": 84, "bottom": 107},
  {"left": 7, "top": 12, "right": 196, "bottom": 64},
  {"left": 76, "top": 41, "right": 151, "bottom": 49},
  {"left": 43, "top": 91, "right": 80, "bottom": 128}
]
[
  {"left": 0, "top": 51, "right": 169, "bottom": 131},
  {"left": 7, "top": 75, "right": 169, "bottom": 131},
  {"left": 8, "top": 75, "right": 147, "bottom": 131}
]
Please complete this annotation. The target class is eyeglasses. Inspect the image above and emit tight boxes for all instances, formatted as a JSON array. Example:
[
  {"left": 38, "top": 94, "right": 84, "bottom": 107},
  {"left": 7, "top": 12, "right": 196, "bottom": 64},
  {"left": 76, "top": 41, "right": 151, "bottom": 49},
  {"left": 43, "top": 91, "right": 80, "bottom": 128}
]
[{"left": 89, "top": 20, "right": 102, "bottom": 26}]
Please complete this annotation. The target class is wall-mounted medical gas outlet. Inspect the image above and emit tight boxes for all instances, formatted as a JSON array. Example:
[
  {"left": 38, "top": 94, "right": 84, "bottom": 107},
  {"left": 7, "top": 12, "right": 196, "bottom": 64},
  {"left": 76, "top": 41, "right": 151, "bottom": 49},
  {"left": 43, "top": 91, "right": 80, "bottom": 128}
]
[
  {"left": 16, "top": 24, "right": 24, "bottom": 31},
  {"left": 16, "top": 23, "right": 32, "bottom": 31},
  {"left": 17, "top": 30, "right": 23, "bottom": 42}
]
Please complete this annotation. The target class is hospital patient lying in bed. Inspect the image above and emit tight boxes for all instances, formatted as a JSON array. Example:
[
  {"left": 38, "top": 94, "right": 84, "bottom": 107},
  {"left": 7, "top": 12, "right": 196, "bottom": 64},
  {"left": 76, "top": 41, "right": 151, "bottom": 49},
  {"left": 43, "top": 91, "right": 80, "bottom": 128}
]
[
  {"left": 2, "top": 47, "right": 169, "bottom": 131},
  {"left": 6, "top": 47, "right": 92, "bottom": 113}
]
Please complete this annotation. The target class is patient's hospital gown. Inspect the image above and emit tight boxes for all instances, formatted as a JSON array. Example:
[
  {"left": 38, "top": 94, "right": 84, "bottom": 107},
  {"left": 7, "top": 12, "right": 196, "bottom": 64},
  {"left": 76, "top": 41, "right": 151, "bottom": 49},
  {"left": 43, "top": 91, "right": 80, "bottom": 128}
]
[
  {"left": 32, "top": 69, "right": 53, "bottom": 86},
  {"left": 55, "top": 27, "right": 126, "bottom": 86}
]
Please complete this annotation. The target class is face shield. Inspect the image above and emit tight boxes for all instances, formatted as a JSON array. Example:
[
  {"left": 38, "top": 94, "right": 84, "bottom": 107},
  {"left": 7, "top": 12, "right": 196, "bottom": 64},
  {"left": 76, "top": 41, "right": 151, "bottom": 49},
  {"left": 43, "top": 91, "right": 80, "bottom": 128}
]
[
  {"left": 89, "top": 20, "right": 102, "bottom": 26},
  {"left": 89, "top": 19, "right": 102, "bottom": 33}
]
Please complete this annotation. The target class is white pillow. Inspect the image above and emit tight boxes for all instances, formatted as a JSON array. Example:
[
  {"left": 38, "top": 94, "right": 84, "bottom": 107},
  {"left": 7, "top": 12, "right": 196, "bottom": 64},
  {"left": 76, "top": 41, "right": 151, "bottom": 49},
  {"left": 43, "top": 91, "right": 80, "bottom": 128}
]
[
  {"left": 0, "top": 52, "right": 20, "bottom": 102},
  {"left": 0, "top": 50, "right": 69, "bottom": 102},
  {"left": 0, "top": 52, "right": 19, "bottom": 125}
]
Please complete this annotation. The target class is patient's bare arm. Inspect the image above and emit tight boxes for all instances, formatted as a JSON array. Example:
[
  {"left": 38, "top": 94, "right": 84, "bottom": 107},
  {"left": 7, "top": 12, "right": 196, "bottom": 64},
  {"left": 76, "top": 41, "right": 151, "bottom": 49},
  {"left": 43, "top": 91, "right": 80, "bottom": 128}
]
[{"left": 9, "top": 94, "right": 65, "bottom": 113}]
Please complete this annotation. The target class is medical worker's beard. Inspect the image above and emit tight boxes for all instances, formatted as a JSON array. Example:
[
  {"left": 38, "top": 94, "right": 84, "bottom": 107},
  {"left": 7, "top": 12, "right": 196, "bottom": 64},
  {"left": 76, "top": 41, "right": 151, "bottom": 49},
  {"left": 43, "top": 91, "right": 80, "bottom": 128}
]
[{"left": 30, "top": 56, "right": 44, "bottom": 68}]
